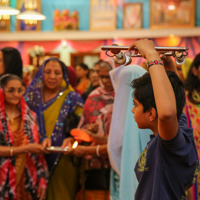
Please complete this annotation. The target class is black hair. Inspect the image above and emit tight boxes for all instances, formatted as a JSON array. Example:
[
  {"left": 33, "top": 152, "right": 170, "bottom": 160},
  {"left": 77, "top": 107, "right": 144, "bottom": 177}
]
[
  {"left": 76, "top": 63, "right": 89, "bottom": 70},
  {"left": 1, "top": 47, "right": 23, "bottom": 78},
  {"left": 131, "top": 71, "right": 186, "bottom": 119},
  {"left": 99, "top": 61, "right": 113, "bottom": 71},
  {"left": 75, "top": 63, "right": 89, "bottom": 78},
  {"left": 0, "top": 74, "right": 23, "bottom": 88},
  {"left": 184, "top": 53, "right": 200, "bottom": 104}
]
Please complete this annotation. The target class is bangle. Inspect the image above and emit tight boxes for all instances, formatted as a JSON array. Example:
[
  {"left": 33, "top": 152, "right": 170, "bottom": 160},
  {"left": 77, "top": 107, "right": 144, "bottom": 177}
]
[
  {"left": 147, "top": 60, "right": 164, "bottom": 68},
  {"left": 10, "top": 147, "right": 13, "bottom": 157},
  {"left": 96, "top": 145, "right": 100, "bottom": 157}
]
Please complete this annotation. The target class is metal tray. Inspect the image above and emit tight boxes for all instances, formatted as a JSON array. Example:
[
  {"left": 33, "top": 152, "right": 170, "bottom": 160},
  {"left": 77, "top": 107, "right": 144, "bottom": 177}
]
[{"left": 46, "top": 146, "right": 69, "bottom": 153}]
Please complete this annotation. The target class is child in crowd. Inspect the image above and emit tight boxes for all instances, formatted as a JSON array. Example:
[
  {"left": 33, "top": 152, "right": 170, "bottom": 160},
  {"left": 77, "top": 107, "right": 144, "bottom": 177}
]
[
  {"left": 0, "top": 74, "right": 48, "bottom": 200},
  {"left": 129, "top": 39, "right": 199, "bottom": 199}
]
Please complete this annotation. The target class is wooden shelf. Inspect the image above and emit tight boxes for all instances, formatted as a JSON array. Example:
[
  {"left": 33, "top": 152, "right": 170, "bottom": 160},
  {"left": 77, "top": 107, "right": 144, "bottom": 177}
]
[{"left": 0, "top": 27, "right": 200, "bottom": 41}]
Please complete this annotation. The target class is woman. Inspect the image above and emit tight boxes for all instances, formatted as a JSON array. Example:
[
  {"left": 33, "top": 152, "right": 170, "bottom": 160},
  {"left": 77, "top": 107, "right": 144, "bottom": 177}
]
[
  {"left": 0, "top": 74, "right": 48, "bottom": 200},
  {"left": 184, "top": 53, "right": 200, "bottom": 200},
  {"left": 108, "top": 65, "right": 152, "bottom": 200},
  {"left": 65, "top": 60, "right": 115, "bottom": 200},
  {"left": 75, "top": 62, "right": 91, "bottom": 95},
  {"left": 24, "top": 57, "right": 84, "bottom": 200},
  {"left": 0, "top": 47, "right": 23, "bottom": 78}
]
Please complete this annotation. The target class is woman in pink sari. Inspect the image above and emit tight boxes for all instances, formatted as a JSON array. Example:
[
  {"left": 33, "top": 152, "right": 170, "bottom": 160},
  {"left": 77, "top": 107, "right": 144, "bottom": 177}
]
[{"left": 64, "top": 60, "right": 115, "bottom": 200}]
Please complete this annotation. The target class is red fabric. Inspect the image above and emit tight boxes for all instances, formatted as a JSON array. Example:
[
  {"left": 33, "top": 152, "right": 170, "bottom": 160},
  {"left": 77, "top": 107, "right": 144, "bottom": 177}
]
[
  {"left": 67, "top": 66, "right": 77, "bottom": 88},
  {"left": 1, "top": 37, "right": 200, "bottom": 66},
  {"left": 78, "top": 87, "right": 114, "bottom": 137},
  {"left": 67, "top": 40, "right": 104, "bottom": 52},
  {"left": 0, "top": 89, "right": 48, "bottom": 199}
]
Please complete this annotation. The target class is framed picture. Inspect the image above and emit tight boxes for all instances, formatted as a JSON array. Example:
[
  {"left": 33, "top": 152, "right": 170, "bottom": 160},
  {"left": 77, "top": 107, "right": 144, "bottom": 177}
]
[
  {"left": 123, "top": 3, "right": 143, "bottom": 29},
  {"left": 16, "top": 0, "right": 41, "bottom": 31},
  {"left": 0, "top": 17, "right": 10, "bottom": 32},
  {"left": 150, "top": 0, "right": 195, "bottom": 28},
  {"left": 90, "top": 0, "right": 117, "bottom": 31}
]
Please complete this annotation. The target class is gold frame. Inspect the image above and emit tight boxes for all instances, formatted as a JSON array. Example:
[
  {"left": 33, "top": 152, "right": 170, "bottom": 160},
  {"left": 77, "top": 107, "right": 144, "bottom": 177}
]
[
  {"left": 90, "top": 0, "right": 117, "bottom": 31},
  {"left": 150, "top": 0, "right": 195, "bottom": 29},
  {"left": 16, "top": 0, "right": 42, "bottom": 31},
  {"left": 123, "top": 3, "right": 143, "bottom": 29},
  {"left": 0, "top": 17, "right": 10, "bottom": 32}
]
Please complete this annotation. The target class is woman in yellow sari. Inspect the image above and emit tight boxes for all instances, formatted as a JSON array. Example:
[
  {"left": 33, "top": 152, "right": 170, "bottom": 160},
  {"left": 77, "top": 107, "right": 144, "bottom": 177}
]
[{"left": 24, "top": 58, "right": 84, "bottom": 200}]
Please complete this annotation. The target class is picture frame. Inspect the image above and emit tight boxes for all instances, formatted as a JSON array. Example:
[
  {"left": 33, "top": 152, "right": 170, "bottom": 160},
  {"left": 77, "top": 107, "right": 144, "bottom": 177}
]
[
  {"left": 123, "top": 3, "right": 143, "bottom": 29},
  {"left": 90, "top": 0, "right": 117, "bottom": 31},
  {"left": 16, "top": 0, "right": 41, "bottom": 31},
  {"left": 0, "top": 17, "right": 10, "bottom": 32},
  {"left": 150, "top": 0, "right": 195, "bottom": 28}
]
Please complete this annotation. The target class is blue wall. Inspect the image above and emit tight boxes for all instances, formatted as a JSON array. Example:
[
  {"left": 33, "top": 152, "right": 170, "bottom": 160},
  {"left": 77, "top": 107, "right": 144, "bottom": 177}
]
[{"left": 10, "top": 0, "right": 200, "bottom": 32}]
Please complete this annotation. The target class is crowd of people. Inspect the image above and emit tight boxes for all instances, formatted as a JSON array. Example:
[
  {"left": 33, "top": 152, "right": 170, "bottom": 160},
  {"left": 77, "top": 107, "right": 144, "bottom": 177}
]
[{"left": 0, "top": 39, "right": 200, "bottom": 200}]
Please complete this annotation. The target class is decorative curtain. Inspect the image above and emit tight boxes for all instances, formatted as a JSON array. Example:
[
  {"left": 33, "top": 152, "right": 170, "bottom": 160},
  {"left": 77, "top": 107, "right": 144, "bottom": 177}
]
[{"left": 0, "top": 37, "right": 200, "bottom": 65}]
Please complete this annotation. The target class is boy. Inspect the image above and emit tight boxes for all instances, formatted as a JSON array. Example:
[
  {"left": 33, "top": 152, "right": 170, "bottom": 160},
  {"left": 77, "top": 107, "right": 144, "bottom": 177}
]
[{"left": 129, "top": 39, "right": 199, "bottom": 199}]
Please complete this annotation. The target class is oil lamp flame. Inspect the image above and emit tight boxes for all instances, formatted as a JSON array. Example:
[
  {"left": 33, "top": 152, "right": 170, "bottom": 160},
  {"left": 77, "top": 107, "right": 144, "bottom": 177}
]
[{"left": 72, "top": 141, "right": 78, "bottom": 149}]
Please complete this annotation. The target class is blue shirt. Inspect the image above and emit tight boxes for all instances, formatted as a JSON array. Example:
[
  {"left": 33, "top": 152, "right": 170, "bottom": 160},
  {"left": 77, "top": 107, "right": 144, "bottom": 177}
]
[{"left": 134, "top": 113, "right": 199, "bottom": 200}]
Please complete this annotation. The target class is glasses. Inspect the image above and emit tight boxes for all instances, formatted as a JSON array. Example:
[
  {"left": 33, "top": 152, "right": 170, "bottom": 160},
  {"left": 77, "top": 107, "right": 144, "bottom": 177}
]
[{"left": 4, "top": 88, "right": 24, "bottom": 94}]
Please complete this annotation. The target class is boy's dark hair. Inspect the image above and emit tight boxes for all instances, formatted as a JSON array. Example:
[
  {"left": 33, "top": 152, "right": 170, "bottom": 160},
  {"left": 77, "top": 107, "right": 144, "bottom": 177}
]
[
  {"left": 1, "top": 47, "right": 23, "bottom": 78},
  {"left": 184, "top": 53, "right": 200, "bottom": 104},
  {"left": 131, "top": 71, "right": 186, "bottom": 119}
]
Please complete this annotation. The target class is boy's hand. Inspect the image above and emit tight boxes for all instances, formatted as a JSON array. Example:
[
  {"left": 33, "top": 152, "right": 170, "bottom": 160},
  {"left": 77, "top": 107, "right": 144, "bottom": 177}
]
[
  {"left": 159, "top": 53, "right": 177, "bottom": 74},
  {"left": 129, "top": 39, "right": 158, "bottom": 60}
]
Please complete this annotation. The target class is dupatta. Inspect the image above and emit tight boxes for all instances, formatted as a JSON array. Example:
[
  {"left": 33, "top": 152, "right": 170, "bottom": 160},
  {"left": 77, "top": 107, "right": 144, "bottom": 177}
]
[
  {"left": 0, "top": 89, "right": 48, "bottom": 200},
  {"left": 78, "top": 58, "right": 115, "bottom": 137},
  {"left": 108, "top": 65, "right": 152, "bottom": 200},
  {"left": 78, "top": 86, "right": 114, "bottom": 137}
]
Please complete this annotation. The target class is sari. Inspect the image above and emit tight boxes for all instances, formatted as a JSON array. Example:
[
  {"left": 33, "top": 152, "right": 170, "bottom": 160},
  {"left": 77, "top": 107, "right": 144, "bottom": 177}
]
[
  {"left": 0, "top": 89, "right": 48, "bottom": 200},
  {"left": 185, "top": 90, "right": 200, "bottom": 200},
  {"left": 108, "top": 65, "right": 152, "bottom": 200},
  {"left": 77, "top": 85, "right": 115, "bottom": 200},
  {"left": 24, "top": 57, "right": 84, "bottom": 200},
  {"left": 76, "top": 79, "right": 91, "bottom": 95}
]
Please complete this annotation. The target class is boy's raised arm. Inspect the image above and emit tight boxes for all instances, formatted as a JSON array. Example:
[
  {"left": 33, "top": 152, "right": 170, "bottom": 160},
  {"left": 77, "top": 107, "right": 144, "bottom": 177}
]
[{"left": 129, "top": 39, "right": 178, "bottom": 140}]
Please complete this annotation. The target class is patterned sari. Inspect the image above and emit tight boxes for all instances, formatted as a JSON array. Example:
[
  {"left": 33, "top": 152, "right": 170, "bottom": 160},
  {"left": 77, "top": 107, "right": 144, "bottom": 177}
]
[
  {"left": 0, "top": 89, "right": 48, "bottom": 200},
  {"left": 77, "top": 86, "right": 114, "bottom": 200},
  {"left": 24, "top": 57, "right": 84, "bottom": 200},
  {"left": 185, "top": 90, "right": 200, "bottom": 200}
]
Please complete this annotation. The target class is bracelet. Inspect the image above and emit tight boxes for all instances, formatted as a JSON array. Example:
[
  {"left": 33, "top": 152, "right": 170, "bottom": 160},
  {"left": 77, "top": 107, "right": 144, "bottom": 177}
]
[
  {"left": 147, "top": 60, "right": 164, "bottom": 68},
  {"left": 96, "top": 145, "right": 100, "bottom": 157},
  {"left": 10, "top": 147, "right": 13, "bottom": 157}
]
